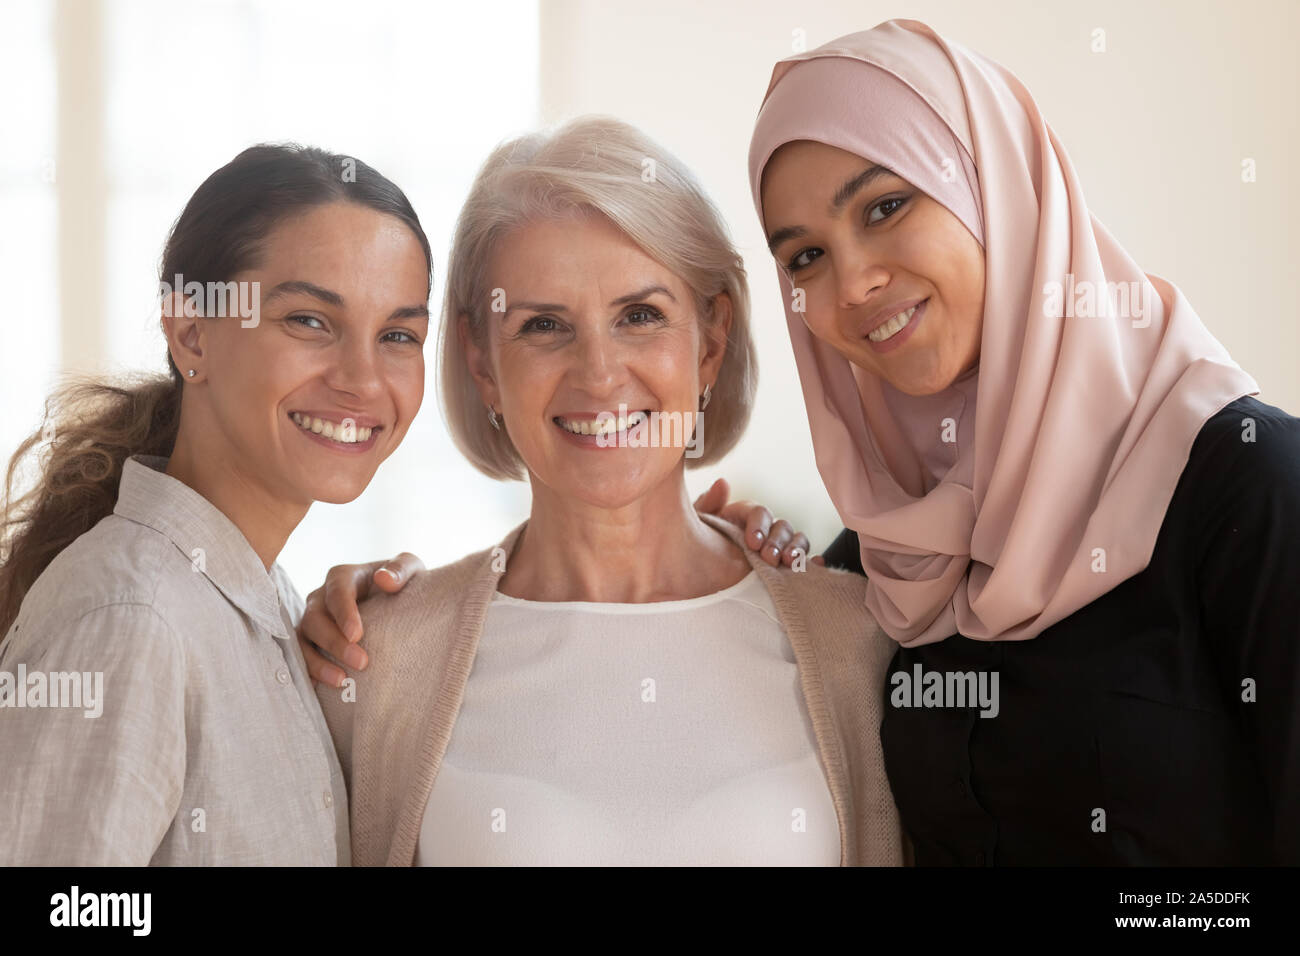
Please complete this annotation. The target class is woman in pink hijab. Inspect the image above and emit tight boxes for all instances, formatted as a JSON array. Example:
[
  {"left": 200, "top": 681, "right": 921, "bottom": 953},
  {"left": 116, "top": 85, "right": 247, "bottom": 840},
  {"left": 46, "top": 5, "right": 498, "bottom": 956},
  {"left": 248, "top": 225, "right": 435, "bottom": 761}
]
[{"left": 750, "top": 18, "right": 1300, "bottom": 864}]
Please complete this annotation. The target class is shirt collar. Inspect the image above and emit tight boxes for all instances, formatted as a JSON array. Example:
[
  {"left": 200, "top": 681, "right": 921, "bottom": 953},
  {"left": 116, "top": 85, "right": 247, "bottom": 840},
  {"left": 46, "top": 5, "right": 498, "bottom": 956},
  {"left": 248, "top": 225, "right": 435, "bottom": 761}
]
[{"left": 114, "top": 455, "right": 289, "bottom": 638}]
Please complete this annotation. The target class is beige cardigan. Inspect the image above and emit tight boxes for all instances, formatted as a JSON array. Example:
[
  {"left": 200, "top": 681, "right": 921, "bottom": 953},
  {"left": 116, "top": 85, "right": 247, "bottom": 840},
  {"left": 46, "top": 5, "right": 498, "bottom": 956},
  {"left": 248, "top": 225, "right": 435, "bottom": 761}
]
[{"left": 316, "top": 513, "right": 909, "bottom": 866}]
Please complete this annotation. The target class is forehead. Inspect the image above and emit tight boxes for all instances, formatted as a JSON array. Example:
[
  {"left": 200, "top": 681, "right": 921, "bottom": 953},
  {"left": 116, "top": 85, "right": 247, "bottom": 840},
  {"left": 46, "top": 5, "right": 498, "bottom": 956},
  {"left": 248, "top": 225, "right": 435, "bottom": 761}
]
[
  {"left": 254, "top": 202, "right": 426, "bottom": 284},
  {"left": 761, "top": 140, "right": 877, "bottom": 210},
  {"left": 487, "top": 214, "right": 686, "bottom": 296}
]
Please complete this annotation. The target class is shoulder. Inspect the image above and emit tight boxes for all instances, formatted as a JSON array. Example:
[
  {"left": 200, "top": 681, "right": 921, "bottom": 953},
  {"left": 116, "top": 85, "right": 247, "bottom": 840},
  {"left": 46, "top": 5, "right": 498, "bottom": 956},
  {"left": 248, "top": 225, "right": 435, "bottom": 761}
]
[
  {"left": 349, "top": 536, "right": 510, "bottom": 669},
  {"left": 1186, "top": 396, "right": 1300, "bottom": 483},
  {"left": 755, "top": 559, "right": 891, "bottom": 662},
  {"left": 1178, "top": 396, "right": 1300, "bottom": 522},
  {"left": 775, "top": 558, "right": 874, "bottom": 612},
  {"left": 7, "top": 515, "right": 194, "bottom": 653}
]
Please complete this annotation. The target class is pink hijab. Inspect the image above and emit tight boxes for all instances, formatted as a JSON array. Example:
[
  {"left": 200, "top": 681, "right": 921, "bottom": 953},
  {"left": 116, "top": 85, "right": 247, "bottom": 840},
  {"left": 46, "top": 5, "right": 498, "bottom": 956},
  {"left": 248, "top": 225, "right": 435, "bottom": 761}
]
[{"left": 747, "top": 19, "right": 1259, "bottom": 647}]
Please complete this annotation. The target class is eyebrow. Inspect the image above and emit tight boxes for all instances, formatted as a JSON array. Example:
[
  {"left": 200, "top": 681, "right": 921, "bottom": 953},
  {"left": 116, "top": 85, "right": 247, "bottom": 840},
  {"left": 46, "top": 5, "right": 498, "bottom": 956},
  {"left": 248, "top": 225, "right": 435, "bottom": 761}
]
[
  {"left": 263, "top": 280, "right": 429, "bottom": 322},
  {"left": 765, "top": 163, "right": 898, "bottom": 253},
  {"left": 504, "top": 284, "right": 677, "bottom": 316}
]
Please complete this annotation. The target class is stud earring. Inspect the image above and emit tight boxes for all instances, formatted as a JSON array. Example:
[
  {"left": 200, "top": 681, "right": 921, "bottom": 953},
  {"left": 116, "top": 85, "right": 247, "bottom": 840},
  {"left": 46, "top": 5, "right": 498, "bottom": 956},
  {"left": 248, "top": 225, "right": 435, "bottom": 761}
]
[
  {"left": 699, "top": 383, "right": 712, "bottom": 410},
  {"left": 487, "top": 405, "right": 501, "bottom": 430},
  {"left": 187, "top": 369, "right": 196, "bottom": 378}
]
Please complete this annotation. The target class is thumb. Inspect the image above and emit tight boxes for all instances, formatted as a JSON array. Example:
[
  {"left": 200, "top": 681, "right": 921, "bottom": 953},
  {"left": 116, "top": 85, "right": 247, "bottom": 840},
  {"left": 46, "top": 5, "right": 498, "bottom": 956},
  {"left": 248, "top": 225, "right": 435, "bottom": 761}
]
[{"left": 693, "top": 477, "right": 729, "bottom": 516}]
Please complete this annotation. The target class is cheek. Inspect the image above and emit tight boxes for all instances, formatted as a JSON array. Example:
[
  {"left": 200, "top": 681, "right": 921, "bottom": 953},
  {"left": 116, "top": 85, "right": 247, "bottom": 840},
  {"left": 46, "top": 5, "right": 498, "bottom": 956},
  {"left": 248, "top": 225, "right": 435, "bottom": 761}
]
[
  {"left": 799, "top": 287, "right": 844, "bottom": 342},
  {"left": 212, "top": 328, "right": 291, "bottom": 414},
  {"left": 646, "top": 336, "right": 700, "bottom": 395},
  {"left": 385, "top": 354, "right": 426, "bottom": 419}
]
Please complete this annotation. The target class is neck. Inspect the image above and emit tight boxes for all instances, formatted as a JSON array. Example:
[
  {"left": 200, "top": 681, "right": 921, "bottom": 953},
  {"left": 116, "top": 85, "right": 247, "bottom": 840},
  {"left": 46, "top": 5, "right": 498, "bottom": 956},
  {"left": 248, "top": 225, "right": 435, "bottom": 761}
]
[
  {"left": 501, "top": 468, "right": 749, "bottom": 603},
  {"left": 165, "top": 419, "right": 307, "bottom": 572}
]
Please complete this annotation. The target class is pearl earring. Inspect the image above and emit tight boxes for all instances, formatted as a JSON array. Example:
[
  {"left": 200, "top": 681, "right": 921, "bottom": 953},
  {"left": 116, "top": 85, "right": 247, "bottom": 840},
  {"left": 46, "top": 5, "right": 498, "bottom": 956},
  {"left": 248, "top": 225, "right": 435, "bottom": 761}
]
[{"left": 187, "top": 369, "right": 196, "bottom": 378}]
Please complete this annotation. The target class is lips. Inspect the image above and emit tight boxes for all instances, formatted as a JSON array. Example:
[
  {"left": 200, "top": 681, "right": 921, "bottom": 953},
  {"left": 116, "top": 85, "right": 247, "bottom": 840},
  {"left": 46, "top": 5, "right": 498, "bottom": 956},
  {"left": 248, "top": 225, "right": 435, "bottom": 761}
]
[
  {"left": 288, "top": 411, "right": 383, "bottom": 446},
  {"left": 862, "top": 297, "right": 927, "bottom": 341},
  {"left": 553, "top": 410, "right": 651, "bottom": 437},
  {"left": 863, "top": 298, "right": 928, "bottom": 354}
]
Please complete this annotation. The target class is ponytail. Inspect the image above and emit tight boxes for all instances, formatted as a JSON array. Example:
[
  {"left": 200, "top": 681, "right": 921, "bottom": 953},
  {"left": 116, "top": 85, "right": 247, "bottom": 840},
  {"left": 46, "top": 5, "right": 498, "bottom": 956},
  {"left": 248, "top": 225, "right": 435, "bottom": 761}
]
[{"left": 0, "top": 374, "right": 181, "bottom": 633}]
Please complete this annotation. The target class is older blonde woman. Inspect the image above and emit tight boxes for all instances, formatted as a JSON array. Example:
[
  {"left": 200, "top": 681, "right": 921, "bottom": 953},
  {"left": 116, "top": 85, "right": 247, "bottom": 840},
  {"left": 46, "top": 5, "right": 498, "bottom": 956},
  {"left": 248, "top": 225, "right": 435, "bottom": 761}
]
[{"left": 312, "top": 117, "right": 904, "bottom": 866}]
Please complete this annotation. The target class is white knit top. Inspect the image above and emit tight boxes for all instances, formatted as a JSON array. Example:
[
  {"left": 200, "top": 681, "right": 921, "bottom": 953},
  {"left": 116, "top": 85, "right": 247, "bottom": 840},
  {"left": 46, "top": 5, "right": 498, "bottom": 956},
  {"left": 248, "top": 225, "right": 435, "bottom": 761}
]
[{"left": 414, "top": 570, "right": 841, "bottom": 866}]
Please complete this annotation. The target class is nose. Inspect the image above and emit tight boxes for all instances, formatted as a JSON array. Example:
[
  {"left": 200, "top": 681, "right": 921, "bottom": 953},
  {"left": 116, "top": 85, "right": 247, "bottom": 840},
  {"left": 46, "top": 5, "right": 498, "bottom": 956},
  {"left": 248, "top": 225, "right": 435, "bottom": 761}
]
[
  {"left": 835, "top": 243, "right": 890, "bottom": 312},
  {"left": 570, "top": 328, "right": 627, "bottom": 400},
  {"left": 323, "top": 341, "right": 384, "bottom": 403}
]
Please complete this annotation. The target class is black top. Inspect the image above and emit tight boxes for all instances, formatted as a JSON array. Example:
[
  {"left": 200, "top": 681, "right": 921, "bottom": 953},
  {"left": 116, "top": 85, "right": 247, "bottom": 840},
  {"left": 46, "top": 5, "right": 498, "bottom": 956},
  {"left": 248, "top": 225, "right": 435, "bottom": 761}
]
[{"left": 822, "top": 395, "right": 1300, "bottom": 865}]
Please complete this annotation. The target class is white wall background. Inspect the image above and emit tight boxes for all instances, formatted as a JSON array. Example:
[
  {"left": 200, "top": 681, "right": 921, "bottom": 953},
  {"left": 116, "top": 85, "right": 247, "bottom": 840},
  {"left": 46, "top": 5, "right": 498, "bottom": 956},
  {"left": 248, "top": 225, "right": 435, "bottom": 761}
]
[{"left": 2, "top": 0, "right": 1295, "bottom": 593}]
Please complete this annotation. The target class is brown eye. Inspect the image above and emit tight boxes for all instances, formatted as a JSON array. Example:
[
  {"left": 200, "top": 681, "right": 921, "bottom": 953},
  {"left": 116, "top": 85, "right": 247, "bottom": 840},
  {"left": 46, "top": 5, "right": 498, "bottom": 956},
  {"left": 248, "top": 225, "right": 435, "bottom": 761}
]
[
  {"left": 866, "top": 195, "right": 908, "bottom": 225},
  {"left": 624, "top": 306, "right": 666, "bottom": 326},
  {"left": 786, "top": 248, "right": 823, "bottom": 272},
  {"left": 522, "top": 315, "right": 559, "bottom": 333}
]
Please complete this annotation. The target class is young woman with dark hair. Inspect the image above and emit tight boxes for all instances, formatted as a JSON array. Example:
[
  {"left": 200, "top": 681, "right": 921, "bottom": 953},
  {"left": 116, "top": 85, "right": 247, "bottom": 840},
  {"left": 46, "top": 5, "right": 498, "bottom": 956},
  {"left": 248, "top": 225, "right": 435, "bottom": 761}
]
[{"left": 0, "top": 143, "right": 433, "bottom": 864}]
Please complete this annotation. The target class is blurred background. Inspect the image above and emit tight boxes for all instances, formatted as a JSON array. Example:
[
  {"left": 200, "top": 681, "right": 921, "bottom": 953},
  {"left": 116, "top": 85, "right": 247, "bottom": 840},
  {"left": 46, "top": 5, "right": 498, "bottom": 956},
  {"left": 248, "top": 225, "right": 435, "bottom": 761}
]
[{"left": 1, "top": 0, "right": 1296, "bottom": 591}]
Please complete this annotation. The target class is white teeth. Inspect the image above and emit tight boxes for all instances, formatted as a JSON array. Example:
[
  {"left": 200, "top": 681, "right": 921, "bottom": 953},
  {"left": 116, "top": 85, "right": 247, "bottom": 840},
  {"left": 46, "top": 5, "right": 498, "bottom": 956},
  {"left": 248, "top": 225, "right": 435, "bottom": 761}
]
[
  {"left": 867, "top": 304, "right": 919, "bottom": 343},
  {"left": 556, "top": 410, "right": 649, "bottom": 436},
  {"left": 291, "top": 413, "right": 375, "bottom": 444}
]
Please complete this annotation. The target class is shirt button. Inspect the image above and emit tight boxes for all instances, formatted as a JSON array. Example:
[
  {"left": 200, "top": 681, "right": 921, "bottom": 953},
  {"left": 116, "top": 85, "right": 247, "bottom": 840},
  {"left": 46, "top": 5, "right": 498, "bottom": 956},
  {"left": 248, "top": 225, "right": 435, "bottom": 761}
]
[
  {"left": 323, "top": 791, "right": 334, "bottom": 809},
  {"left": 275, "top": 668, "right": 291, "bottom": 684}
]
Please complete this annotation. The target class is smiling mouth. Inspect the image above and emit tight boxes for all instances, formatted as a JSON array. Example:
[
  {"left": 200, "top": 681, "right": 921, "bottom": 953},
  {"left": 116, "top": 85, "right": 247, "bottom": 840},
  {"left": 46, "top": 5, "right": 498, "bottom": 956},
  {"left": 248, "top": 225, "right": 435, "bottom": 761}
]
[
  {"left": 553, "top": 410, "right": 651, "bottom": 437},
  {"left": 867, "top": 301, "right": 924, "bottom": 343},
  {"left": 289, "top": 412, "right": 381, "bottom": 445}
]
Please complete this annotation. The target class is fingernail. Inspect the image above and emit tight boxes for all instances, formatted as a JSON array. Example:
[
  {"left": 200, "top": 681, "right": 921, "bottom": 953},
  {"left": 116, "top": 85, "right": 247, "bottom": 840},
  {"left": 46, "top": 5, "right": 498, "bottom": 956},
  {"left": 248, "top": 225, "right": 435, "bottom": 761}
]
[
  {"left": 769, "top": 545, "right": 780, "bottom": 558},
  {"left": 326, "top": 665, "right": 345, "bottom": 688},
  {"left": 376, "top": 566, "right": 398, "bottom": 583},
  {"left": 754, "top": 530, "right": 765, "bottom": 542},
  {"left": 790, "top": 548, "right": 802, "bottom": 558},
  {"left": 343, "top": 645, "right": 367, "bottom": 670},
  {"left": 345, "top": 620, "right": 361, "bottom": 643}
]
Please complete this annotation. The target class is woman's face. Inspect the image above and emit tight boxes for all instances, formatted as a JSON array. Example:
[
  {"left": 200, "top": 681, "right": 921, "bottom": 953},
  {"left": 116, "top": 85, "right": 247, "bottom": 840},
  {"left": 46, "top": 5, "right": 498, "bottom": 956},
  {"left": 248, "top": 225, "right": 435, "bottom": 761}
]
[
  {"left": 185, "top": 201, "right": 430, "bottom": 507},
  {"left": 466, "top": 212, "right": 729, "bottom": 510},
  {"left": 760, "top": 140, "right": 984, "bottom": 396}
]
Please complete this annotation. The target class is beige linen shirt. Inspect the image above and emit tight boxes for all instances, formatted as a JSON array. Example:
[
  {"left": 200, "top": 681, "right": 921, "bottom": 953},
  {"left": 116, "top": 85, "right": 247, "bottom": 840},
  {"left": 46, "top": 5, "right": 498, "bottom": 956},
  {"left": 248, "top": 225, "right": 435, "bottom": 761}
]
[{"left": 0, "top": 455, "right": 349, "bottom": 865}]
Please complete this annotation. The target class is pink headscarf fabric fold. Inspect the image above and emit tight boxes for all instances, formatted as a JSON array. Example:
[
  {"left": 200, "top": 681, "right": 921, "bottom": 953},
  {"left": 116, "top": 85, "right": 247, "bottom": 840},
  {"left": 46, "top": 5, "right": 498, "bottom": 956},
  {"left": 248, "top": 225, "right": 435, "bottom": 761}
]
[{"left": 747, "top": 19, "right": 1259, "bottom": 647}]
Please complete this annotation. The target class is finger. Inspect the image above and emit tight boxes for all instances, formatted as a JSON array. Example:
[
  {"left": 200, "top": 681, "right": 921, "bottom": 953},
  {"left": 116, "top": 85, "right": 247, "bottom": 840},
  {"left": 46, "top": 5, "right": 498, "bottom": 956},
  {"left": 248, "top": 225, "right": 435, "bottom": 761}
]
[
  {"left": 717, "top": 497, "right": 757, "bottom": 529},
  {"left": 298, "top": 600, "right": 369, "bottom": 671},
  {"left": 374, "top": 552, "right": 426, "bottom": 594},
  {"left": 741, "top": 506, "right": 774, "bottom": 555},
  {"left": 323, "top": 565, "right": 373, "bottom": 643},
  {"left": 812, "top": 554, "right": 826, "bottom": 567},
  {"left": 763, "top": 519, "right": 795, "bottom": 567},
  {"left": 300, "top": 635, "right": 347, "bottom": 688},
  {"left": 692, "top": 477, "right": 730, "bottom": 516},
  {"left": 783, "top": 532, "right": 811, "bottom": 568}
]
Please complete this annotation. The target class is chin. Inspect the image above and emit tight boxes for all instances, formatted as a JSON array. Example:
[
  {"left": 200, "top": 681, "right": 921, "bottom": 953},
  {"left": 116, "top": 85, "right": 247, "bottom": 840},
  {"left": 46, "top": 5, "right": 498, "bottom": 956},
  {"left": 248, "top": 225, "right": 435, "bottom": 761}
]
[{"left": 302, "top": 478, "right": 372, "bottom": 506}]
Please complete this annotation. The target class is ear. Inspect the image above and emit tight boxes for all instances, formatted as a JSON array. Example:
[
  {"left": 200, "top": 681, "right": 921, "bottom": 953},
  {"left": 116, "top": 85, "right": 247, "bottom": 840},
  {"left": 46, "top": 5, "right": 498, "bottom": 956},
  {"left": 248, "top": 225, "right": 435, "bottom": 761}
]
[
  {"left": 161, "top": 292, "right": 207, "bottom": 382},
  {"left": 697, "top": 291, "right": 733, "bottom": 386},
  {"left": 459, "top": 312, "right": 500, "bottom": 409}
]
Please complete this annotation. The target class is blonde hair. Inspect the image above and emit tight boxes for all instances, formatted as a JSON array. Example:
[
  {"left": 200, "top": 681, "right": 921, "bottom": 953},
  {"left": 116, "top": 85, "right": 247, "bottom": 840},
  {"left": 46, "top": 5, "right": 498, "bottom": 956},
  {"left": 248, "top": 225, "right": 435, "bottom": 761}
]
[{"left": 438, "top": 115, "right": 757, "bottom": 481}]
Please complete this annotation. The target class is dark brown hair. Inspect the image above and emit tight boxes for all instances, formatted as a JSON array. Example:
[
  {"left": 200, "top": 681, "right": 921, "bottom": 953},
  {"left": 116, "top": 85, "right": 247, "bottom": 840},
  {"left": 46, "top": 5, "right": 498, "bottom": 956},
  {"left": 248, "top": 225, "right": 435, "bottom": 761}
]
[{"left": 0, "top": 144, "right": 432, "bottom": 634}]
